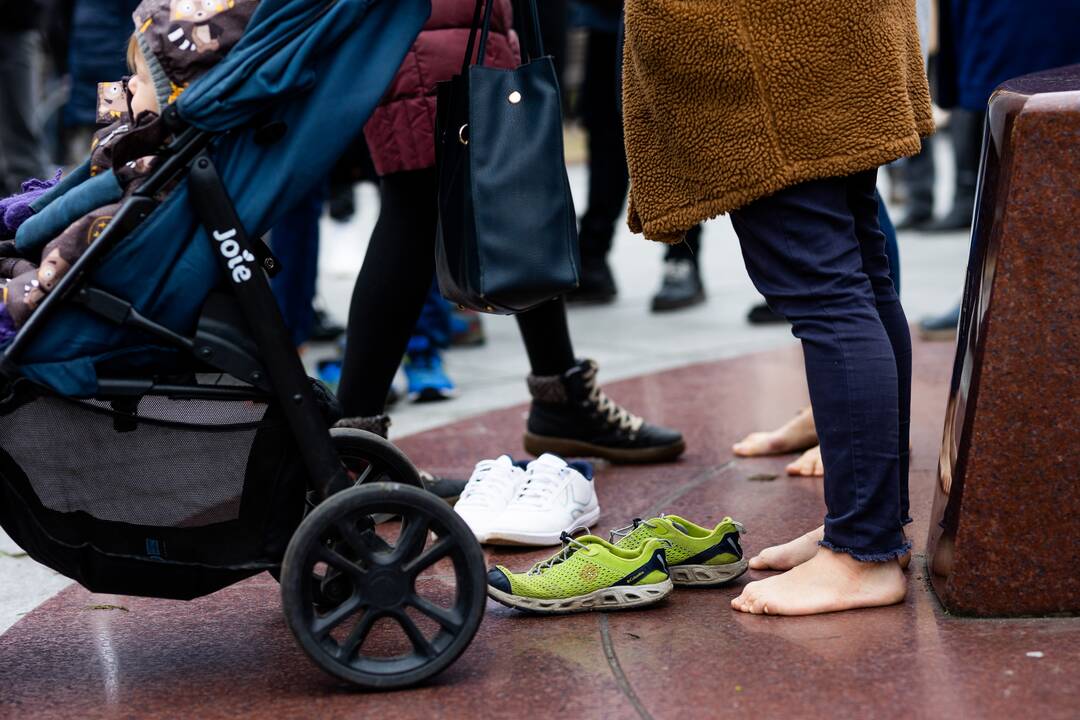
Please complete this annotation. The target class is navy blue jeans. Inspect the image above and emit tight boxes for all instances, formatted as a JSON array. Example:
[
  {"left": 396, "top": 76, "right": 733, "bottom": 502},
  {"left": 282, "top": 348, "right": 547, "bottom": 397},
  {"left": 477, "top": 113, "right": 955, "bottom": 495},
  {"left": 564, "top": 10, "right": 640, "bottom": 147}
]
[{"left": 730, "top": 169, "right": 912, "bottom": 561}]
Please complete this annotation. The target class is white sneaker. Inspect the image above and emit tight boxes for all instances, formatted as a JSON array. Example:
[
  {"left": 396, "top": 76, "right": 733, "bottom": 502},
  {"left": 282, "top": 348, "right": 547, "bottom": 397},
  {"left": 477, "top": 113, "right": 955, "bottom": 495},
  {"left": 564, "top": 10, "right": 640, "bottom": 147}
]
[
  {"left": 484, "top": 454, "right": 600, "bottom": 546},
  {"left": 453, "top": 455, "right": 526, "bottom": 542}
]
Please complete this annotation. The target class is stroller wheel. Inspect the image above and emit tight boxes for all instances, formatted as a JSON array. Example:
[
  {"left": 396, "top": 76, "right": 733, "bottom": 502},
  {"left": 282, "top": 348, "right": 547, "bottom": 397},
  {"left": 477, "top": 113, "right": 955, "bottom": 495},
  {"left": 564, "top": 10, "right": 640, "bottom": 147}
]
[
  {"left": 330, "top": 427, "right": 423, "bottom": 489},
  {"left": 280, "top": 482, "right": 486, "bottom": 689}
]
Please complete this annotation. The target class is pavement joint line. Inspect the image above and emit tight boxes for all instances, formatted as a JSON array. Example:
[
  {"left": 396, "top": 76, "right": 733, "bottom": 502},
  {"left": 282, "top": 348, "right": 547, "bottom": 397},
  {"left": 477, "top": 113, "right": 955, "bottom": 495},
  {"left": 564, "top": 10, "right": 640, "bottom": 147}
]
[
  {"left": 644, "top": 461, "right": 736, "bottom": 518},
  {"left": 599, "top": 614, "right": 655, "bottom": 720}
]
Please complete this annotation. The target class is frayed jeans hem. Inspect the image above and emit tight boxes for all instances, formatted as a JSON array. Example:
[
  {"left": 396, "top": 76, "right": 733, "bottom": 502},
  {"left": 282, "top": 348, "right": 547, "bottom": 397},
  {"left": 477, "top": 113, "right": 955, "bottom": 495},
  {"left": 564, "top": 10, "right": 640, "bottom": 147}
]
[{"left": 819, "top": 538, "right": 912, "bottom": 563}]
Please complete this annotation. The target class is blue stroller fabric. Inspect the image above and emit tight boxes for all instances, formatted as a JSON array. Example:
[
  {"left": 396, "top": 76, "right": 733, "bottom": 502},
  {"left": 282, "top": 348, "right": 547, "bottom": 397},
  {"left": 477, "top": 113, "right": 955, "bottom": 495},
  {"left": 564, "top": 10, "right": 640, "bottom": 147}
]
[{"left": 15, "top": 0, "right": 430, "bottom": 396}]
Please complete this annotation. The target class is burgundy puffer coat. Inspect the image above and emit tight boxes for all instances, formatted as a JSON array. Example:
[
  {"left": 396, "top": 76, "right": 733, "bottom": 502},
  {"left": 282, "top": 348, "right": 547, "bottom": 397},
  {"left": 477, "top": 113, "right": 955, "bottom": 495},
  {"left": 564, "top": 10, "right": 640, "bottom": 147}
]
[{"left": 363, "top": 0, "right": 520, "bottom": 176}]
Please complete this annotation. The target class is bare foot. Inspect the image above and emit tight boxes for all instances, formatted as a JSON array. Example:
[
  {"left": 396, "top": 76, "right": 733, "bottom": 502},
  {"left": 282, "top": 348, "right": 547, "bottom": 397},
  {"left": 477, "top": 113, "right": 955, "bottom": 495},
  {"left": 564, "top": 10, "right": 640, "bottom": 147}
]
[
  {"left": 748, "top": 525, "right": 824, "bottom": 571},
  {"left": 731, "top": 546, "right": 906, "bottom": 616},
  {"left": 785, "top": 445, "right": 824, "bottom": 476},
  {"left": 733, "top": 407, "right": 818, "bottom": 457}
]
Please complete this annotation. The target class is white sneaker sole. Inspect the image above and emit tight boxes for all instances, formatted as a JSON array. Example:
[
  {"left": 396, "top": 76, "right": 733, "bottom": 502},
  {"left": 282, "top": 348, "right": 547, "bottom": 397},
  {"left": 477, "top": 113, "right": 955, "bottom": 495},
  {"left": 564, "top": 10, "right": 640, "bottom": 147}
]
[
  {"left": 483, "top": 506, "right": 601, "bottom": 546},
  {"left": 488, "top": 579, "right": 673, "bottom": 614},
  {"left": 669, "top": 559, "right": 749, "bottom": 586}
]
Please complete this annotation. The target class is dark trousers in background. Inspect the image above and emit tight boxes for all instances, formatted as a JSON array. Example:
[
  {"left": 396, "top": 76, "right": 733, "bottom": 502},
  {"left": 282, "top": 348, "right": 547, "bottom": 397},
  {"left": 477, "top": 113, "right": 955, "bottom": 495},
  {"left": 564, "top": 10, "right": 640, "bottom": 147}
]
[
  {"left": 0, "top": 31, "right": 48, "bottom": 196},
  {"left": 578, "top": 28, "right": 627, "bottom": 262},
  {"left": 578, "top": 28, "right": 702, "bottom": 264},
  {"left": 730, "top": 169, "right": 912, "bottom": 560},
  {"left": 270, "top": 186, "right": 324, "bottom": 347}
]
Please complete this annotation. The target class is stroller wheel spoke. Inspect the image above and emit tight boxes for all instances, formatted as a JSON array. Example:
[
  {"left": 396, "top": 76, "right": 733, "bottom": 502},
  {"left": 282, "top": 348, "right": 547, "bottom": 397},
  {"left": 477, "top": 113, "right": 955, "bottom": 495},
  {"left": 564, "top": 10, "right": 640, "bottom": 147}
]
[
  {"left": 317, "top": 543, "right": 367, "bottom": 579},
  {"left": 402, "top": 535, "right": 454, "bottom": 577},
  {"left": 337, "top": 610, "right": 380, "bottom": 661},
  {"left": 312, "top": 594, "right": 366, "bottom": 639},
  {"left": 335, "top": 519, "right": 385, "bottom": 566},
  {"left": 391, "top": 511, "right": 430, "bottom": 563},
  {"left": 408, "top": 594, "right": 463, "bottom": 632},
  {"left": 394, "top": 610, "right": 435, "bottom": 658},
  {"left": 353, "top": 464, "right": 375, "bottom": 485}
]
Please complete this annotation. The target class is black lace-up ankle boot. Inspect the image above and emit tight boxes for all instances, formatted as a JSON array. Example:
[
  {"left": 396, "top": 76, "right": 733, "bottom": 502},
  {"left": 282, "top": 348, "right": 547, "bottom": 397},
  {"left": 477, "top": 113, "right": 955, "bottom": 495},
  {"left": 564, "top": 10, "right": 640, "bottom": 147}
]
[{"left": 524, "top": 359, "right": 685, "bottom": 464}]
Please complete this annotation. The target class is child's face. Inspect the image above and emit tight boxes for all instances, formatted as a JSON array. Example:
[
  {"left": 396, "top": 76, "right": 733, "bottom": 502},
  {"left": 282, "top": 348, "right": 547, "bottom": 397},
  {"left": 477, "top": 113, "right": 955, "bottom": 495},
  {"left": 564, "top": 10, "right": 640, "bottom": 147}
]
[{"left": 127, "top": 50, "right": 160, "bottom": 117}]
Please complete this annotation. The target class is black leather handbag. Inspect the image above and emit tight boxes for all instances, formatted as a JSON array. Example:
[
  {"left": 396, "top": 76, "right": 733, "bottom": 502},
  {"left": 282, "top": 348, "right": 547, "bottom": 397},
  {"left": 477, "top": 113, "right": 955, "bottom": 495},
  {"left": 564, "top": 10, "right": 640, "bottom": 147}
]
[{"left": 434, "top": 0, "right": 580, "bottom": 314}]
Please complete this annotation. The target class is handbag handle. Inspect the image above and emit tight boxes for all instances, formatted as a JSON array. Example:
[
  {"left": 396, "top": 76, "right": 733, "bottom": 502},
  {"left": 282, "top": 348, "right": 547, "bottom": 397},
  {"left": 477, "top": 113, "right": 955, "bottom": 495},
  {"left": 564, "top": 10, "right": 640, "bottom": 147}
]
[{"left": 461, "top": 0, "right": 545, "bottom": 75}]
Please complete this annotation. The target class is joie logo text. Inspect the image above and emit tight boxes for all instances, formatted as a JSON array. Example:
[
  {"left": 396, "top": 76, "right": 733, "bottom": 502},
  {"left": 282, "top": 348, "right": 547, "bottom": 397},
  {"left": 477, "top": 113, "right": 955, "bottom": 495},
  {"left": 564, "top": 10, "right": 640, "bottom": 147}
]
[{"left": 212, "top": 228, "right": 254, "bottom": 283}]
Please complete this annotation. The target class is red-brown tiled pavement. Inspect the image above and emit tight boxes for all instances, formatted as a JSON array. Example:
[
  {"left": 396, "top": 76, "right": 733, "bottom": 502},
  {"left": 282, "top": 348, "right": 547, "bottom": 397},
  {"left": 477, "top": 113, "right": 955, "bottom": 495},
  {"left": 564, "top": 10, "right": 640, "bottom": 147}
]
[{"left": 1, "top": 339, "right": 1077, "bottom": 720}]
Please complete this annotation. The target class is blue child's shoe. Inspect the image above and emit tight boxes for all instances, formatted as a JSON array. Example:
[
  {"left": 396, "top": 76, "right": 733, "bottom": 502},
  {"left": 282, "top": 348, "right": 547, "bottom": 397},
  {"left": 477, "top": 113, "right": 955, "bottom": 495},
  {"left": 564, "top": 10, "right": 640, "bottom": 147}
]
[{"left": 404, "top": 343, "right": 456, "bottom": 403}]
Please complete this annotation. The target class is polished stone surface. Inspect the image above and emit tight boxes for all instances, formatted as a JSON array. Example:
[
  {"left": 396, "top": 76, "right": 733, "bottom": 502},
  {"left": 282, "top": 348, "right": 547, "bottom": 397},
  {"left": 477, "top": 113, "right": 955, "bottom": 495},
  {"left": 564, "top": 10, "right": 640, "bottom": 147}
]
[
  {"left": 927, "top": 64, "right": 1080, "bottom": 616},
  {"left": 2, "top": 340, "right": 1079, "bottom": 718}
]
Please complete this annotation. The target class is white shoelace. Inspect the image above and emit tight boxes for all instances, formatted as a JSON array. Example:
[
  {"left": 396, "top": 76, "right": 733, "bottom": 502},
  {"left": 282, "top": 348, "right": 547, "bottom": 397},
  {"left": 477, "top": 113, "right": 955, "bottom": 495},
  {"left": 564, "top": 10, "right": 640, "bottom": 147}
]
[
  {"left": 458, "top": 459, "right": 515, "bottom": 507},
  {"left": 509, "top": 464, "right": 568, "bottom": 510}
]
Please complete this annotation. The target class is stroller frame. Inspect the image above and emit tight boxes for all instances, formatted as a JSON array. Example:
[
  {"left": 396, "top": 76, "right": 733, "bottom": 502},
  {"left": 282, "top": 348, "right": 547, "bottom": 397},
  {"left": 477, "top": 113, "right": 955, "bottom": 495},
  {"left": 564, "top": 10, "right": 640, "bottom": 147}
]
[{"left": 0, "top": 114, "right": 487, "bottom": 689}]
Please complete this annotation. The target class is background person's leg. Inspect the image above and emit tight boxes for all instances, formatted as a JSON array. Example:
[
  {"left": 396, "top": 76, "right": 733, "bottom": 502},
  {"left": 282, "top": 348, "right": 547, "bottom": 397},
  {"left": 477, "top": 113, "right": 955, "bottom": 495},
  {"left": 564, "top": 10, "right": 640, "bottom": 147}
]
[
  {"left": 653, "top": 223, "right": 706, "bottom": 311},
  {"left": 337, "top": 168, "right": 439, "bottom": 418},
  {"left": 569, "top": 28, "right": 627, "bottom": 304},
  {"left": 0, "top": 31, "right": 48, "bottom": 195}
]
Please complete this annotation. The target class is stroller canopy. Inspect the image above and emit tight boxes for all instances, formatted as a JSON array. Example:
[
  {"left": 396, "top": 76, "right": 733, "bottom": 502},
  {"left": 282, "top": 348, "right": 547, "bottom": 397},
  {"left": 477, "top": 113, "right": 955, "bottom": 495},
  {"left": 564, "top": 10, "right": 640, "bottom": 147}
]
[{"left": 15, "top": 0, "right": 429, "bottom": 396}]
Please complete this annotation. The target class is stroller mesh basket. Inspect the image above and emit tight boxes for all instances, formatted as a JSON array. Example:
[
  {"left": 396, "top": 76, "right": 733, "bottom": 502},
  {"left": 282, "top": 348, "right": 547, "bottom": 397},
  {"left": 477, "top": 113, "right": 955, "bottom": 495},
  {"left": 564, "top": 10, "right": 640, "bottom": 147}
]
[{"left": 0, "top": 382, "right": 311, "bottom": 600}]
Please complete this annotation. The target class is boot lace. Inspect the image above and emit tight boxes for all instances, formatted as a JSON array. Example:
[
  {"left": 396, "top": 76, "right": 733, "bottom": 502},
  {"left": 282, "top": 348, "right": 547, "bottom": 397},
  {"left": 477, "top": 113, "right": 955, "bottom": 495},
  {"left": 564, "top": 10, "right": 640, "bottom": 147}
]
[{"left": 582, "top": 364, "right": 644, "bottom": 434}]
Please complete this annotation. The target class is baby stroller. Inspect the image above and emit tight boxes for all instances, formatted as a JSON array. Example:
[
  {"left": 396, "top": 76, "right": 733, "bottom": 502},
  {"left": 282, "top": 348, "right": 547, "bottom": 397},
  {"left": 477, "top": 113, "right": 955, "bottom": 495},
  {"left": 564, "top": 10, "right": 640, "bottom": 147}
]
[{"left": 0, "top": 0, "right": 487, "bottom": 690}]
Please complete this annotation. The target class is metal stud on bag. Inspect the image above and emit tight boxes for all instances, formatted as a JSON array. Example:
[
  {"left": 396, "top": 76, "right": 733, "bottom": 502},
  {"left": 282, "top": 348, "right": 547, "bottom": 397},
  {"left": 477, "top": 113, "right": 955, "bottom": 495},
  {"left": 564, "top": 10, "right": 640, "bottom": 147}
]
[{"left": 508, "top": 90, "right": 522, "bottom": 104}]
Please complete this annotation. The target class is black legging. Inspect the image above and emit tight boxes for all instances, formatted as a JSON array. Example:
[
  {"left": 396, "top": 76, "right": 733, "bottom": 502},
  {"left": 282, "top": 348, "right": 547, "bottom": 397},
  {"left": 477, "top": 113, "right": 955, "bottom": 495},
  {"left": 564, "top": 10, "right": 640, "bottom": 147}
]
[{"left": 336, "top": 167, "right": 576, "bottom": 418}]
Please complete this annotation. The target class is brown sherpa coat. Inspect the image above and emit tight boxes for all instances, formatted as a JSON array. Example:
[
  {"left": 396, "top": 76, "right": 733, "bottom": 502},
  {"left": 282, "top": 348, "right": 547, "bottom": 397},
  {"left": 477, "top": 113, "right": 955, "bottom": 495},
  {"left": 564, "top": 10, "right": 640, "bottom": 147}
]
[{"left": 622, "top": 0, "right": 935, "bottom": 243}]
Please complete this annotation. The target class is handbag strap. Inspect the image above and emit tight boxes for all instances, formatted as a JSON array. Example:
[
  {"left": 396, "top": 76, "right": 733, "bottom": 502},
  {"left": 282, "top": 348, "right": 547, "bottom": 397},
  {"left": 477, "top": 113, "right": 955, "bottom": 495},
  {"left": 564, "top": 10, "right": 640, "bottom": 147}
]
[
  {"left": 461, "top": 0, "right": 497, "bottom": 74},
  {"left": 461, "top": 0, "right": 545, "bottom": 74},
  {"left": 512, "top": 0, "right": 545, "bottom": 62}
]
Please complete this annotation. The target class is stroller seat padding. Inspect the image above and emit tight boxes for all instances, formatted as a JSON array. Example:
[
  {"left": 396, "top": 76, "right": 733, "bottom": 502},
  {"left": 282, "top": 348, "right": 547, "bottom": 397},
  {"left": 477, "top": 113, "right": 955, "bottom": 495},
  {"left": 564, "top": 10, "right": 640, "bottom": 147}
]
[{"left": 16, "top": 168, "right": 123, "bottom": 255}]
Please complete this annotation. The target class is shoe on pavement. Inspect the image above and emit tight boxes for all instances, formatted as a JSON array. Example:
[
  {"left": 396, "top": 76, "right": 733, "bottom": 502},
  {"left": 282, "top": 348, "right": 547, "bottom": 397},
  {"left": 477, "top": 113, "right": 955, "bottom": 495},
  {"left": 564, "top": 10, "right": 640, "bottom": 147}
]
[
  {"left": 484, "top": 454, "right": 600, "bottom": 546},
  {"left": 403, "top": 347, "right": 456, "bottom": 402},
  {"left": 651, "top": 259, "right": 706, "bottom": 312},
  {"left": 746, "top": 302, "right": 787, "bottom": 325},
  {"left": 453, "top": 456, "right": 527, "bottom": 541},
  {"left": 894, "top": 207, "right": 934, "bottom": 231},
  {"left": 918, "top": 304, "right": 960, "bottom": 341},
  {"left": 525, "top": 359, "right": 685, "bottom": 464},
  {"left": 310, "top": 308, "right": 345, "bottom": 342},
  {"left": 566, "top": 256, "right": 617, "bottom": 305},
  {"left": 450, "top": 308, "right": 487, "bottom": 347},
  {"left": 487, "top": 531, "right": 673, "bottom": 614},
  {"left": 611, "top": 514, "right": 748, "bottom": 587}
]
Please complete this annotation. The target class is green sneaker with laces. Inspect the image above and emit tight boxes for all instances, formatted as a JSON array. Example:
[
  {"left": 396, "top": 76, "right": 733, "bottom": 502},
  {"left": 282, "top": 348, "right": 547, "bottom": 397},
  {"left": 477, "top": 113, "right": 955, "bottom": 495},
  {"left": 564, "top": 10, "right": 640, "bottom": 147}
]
[
  {"left": 611, "top": 514, "right": 748, "bottom": 587},
  {"left": 487, "top": 532, "right": 673, "bottom": 614}
]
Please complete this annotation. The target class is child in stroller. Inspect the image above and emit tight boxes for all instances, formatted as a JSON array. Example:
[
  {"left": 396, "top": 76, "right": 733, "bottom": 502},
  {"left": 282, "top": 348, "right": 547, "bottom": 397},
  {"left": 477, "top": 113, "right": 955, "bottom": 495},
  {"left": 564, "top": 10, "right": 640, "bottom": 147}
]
[
  {"left": 0, "top": 0, "right": 487, "bottom": 690},
  {"left": 0, "top": 0, "right": 257, "bottom": 335}
]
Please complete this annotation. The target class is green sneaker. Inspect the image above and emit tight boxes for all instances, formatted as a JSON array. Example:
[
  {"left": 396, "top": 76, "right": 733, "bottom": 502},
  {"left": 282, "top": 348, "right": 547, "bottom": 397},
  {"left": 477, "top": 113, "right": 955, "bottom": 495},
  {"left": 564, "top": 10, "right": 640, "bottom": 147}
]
[
  {"left": 487, "top": 532, "right": 673, "bottom": 614},
  {"left": 611, "top": 515, "right": 748, "bottom": 587}
]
